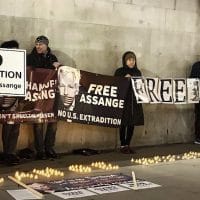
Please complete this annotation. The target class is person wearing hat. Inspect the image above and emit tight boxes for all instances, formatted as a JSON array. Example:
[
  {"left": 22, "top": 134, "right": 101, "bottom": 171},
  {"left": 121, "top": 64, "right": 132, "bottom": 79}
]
[
  {"left": 27, "top": 36, "right": 60, "bottom": 69},
  {"left": 0, "top": 40, "right": 21, "bottom": 165},
  {"left": 27, "top": 35, "right": 60, "bottom": 160},
  {"left": 114, "top": 51, "right": 144, "bottom": 154}
]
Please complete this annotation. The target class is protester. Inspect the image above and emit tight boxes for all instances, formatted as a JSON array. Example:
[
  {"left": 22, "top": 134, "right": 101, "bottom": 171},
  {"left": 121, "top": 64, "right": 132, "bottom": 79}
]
[
  {"left": 0, "top": 40, "right": 21, "bottom": 165},
  {"left": 27, "top": 35, "right": 60, "bottom": 159},
  {"left": 114, "top": 51, "right": 144, "bottom": 154},
  {"left": 190, "top": 61, "right": 200, "bottom": 144}
]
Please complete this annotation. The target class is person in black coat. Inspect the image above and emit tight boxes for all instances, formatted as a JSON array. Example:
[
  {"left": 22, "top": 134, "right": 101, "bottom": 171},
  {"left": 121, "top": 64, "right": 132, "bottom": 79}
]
[
  {"left": 190, "top": 61, "right": 200, "bottom": 144},
  {"left": 114, "top": 51, "right": 144, "bottom": 154},
  {"left": 0, "top": 40, "right": 20, "bottom": 165},
  {"left": 27, "top": 35, "right": 61, "bottom": 159}
]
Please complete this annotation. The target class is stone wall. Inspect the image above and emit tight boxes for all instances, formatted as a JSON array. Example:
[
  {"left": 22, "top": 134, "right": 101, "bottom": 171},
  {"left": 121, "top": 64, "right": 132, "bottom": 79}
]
[{"left": 0, "top": 0, "right": 200, "bottom": 152}]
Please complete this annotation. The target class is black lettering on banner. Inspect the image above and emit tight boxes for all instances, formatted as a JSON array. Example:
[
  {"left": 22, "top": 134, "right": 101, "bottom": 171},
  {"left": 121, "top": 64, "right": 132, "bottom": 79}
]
[
  {"left": 145, "top": 78, "right": 160, "bottom": 103},
  {"left": 63, "top": 191, "right": 83, "bottom": 196},
  {"left": 173, "top": 79, "right": 186, "bottom": 103},
  {"left": 0, "top": 70, "right": 21, "bottom": 79},
  {"left": 159, "top": 79, "right": 173, "bottom": 103},
  {"left": 0, "top": 54, "right": 2, "bottom": 66},
  {"left": 131, "top": 77, "right": 149, "bottom": 103}
]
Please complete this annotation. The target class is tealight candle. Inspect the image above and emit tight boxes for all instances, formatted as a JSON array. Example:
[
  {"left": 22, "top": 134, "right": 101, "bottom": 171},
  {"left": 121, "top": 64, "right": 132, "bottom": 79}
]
[{"left": 0, "top": 178, "right": 4, "bottom": 183}]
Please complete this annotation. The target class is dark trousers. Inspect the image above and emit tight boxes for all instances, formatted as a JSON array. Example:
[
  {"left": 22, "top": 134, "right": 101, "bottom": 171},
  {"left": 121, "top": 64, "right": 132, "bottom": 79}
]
[
  {"left": 119, "top": 125, "right": 134, "bottom": 146},
  {"left": 33, "top": 122, "right": 57, "bottom": 153},
  {"left": 195, "top": 103, "right": 200, "bottom": 140},
  {"left": 2, "top": 124, "right": 20, "bottom": 155}
]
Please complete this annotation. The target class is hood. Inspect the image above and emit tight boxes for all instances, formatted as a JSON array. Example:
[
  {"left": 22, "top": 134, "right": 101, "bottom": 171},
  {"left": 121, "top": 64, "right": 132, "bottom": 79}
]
[{"left": 122, "top": 51, "right": 137, "bottom": 68}]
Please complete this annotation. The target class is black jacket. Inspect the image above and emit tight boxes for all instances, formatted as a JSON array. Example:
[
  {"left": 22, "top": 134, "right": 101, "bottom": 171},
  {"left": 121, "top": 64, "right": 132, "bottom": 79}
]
[
  {"left": 27, "top": 47, "right": 58, "bottom": 69},
  {"left": 114, "top": 55, "right": 144, "bottom": 126},
  {"left": 190, "top": 61, "right": 200, "bottom": 78},
  {"left": 190, "top": 61, "right": 200, "bottom": 113}
]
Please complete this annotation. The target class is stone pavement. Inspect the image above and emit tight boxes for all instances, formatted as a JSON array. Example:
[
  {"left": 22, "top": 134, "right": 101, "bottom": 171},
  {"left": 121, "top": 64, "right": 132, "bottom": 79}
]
[{"left": 0, "top": 143, "right": 200, "bottom": 200}]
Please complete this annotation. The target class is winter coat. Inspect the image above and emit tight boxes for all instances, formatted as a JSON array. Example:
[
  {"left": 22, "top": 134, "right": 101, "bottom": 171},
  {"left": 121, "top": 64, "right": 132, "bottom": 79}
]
[
  {"left": 190, "top": 61, "right": 200, "bottom": 79},
  {"left": 190, "top": 61, "right": 200, "bottom": 115},
  {"left": 27, "top": 47, "right": 58, "bottom": 69},
  {"left": 114, "top": 54, "right": 144, "bottom": 126}
]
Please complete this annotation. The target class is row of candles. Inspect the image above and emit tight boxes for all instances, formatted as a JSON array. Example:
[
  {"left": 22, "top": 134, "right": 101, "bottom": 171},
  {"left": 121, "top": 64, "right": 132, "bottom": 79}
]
[
  {"left": 91, "top": 162, "right": 119, "bottom": 170},
  {"left": 13, "top": 150, "right": 200, "bottom": 178},
  {"left": 13, "top": 162, "right": 120, "bottom": 182},
  {"left": 68, "top": 165, "right": 92, "bottom": 173},
  {"left": 131, "top": 151, "right": 200, "bottom": 166},
  {"left": 15, "top": 167, "right": 64, "bottom": 181},
  {"left": 68, "top": 162, "right": 119, "bottom": 173},
  {"left": 69, "top": 151, "right": 200, "bottom": 172},
  {"left": 33, "top": 167, "right": 64, "bottom": 178}
]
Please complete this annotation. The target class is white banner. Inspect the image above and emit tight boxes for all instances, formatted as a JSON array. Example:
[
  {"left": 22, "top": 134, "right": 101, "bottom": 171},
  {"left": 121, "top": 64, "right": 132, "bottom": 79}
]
[
  {"left": 120, "top": 180, "right": 161, "bottom": 190},
  {"left": 187, "top": 78, "right": 200, "bottom": 103},
  {"left": 0, "top": 48, "right": 26, "bottom": 96},
  {"left": 53, "top": 189, "right": 96, "bottom": 199},
  {"left": 87, "top": 185, "right": 129, "bottom": 194},
  {"left": 131, "top": 77, "right": 149, "bottom": 103},
  {"left": 173, "top": 78, "right": 187, "bottom": 104},
  {"left": 132, "top": 77, "right": 200, "bottom": 104},
  {"left": 145, "top": 78, "right": 160, "bottom": 104}
]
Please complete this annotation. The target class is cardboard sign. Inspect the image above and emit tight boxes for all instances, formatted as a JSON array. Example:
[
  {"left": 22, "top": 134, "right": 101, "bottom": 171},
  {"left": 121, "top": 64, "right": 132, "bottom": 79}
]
[{"left": 0, "top": 48, "right": 26, "bottom": 96}]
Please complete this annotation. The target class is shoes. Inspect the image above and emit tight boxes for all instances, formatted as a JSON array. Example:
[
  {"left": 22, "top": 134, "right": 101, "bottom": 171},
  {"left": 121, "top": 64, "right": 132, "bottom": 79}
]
[
  {"left": 18, "top": 148, "right": 34, "bottom": 159},
  {"left": 5, "top": 154, "right": 20, "bottom": 165},
  {"left": 73, "top": 148, "right": 100, "bottom": 156},
  {"left": 45, "top": 149, "right": 58, "bottom": 159},
  {"left": 194, "top": 139, "right": 200, "bottom": 145},
  {"left": 120, "top": 146, "right": 130, "bottom": 154},
  {"left": 120, "top": 146, "right": 135, "bottom": 154},
  {"left": 0, "top": 153, "right": 5, "bottom": 163},
  {"left": 35, "top": 152, "right": 47, "bottom": 160},
  {"left": 36, "top": 149, "right": 58, "bottom": 160}
]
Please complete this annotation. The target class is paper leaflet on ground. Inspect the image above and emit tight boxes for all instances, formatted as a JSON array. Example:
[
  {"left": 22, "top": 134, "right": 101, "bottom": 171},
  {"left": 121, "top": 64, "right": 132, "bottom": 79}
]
[
  {"left": 120, "top": 180, "right": 161, "bottom": 190},
  {"left": 87, "top": 185, "right": 129, "bottom": 194},
  {"left": 53, "top": 189, "right": 96, "bottom": 199},
  {"left": 7, "top": 189, "right": 42, "bottom": 200}
]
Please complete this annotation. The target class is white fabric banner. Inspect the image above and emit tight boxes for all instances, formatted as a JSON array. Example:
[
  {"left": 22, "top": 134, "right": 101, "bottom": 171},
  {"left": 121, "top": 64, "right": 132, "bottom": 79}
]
[
  {"left": 187, "top": 78, "right": 200, "bottom": 103},
  {"left": 132, "top": 77, "right": 200, "bottom": 104}
]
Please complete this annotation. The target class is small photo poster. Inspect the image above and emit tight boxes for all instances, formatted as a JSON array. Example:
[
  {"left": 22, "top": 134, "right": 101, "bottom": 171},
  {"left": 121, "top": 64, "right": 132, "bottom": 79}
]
[
  {"left": 187, "top": 78, "right": 200, "bottom": 103},
  {"left": 87, "top": 185, "right": 129, "bottom": 194},
  {"left": 53, "top": 189, "right": 96, "bottom": 199}
]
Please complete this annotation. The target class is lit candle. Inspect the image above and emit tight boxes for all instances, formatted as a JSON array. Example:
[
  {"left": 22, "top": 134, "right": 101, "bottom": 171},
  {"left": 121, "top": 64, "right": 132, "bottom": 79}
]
[{"left": 0, "top": 178, "right": 4, "bottom": 183}]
